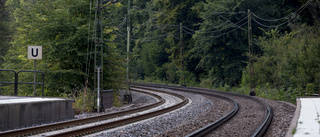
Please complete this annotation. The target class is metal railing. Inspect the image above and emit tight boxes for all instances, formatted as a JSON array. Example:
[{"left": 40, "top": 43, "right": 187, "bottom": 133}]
[
  {"left": 0, "top": 69, "right": 16, "bottom": 95},
  {"left": 0, "top": 69, "right": 45, "bottom": 96}
]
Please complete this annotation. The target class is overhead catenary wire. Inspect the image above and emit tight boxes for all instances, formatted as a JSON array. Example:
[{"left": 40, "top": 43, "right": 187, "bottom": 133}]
[
  {"left": 209, "top": 20, "right": 246, "bottom": 38},
  {"left": 251, "top": 0, "right": 311, "bottom": 28},
  {"left": 85, "top": 0, "right": 94, "bottom": 82},
  {"left": 116, "top": 15, "right": 127, "bottom": 28},
  {"left": 106, "top": 0, "right": 314, "bottom": 50},
  {"left": 119, "top": 29, "right": 179, "bottom": 41},
  {"left": 114, "top": 31, "right": 138, "bottom": 40},
  {"left": 252, "top": 0, "right": 311, "bottom": 22},
  {"left": 213, "top": 11, "right": 247, "bottom": 14},
  {"left": 135, "top": 32, "right": 178, "bottom": 43},
  {"left": 140, "top": 29, "right": 179, "bottom": 39},
  {"left": 134, "top": 24, "right": 179, "bottom": 29},
  {"left": 251, "top": 17, "right": 290, "bottom": 28},
  {"left": 183, "top": 17, "right": 248, "bottom": 34},
  {"left": 184, "top": 21, "right": 248, "bottom": 38},
  {"left": 179, "top": 10, "right": 246, "bottom": 29},
  {"left": 215, "top": 12, "right": 246, "bottom": 31},
  {"left": 83, "top": 0, "right": 95, "bottom": 113},
  {"left": 132, "top": 13, "right": 168, "bottom": 30},
  {"left": 251, "top": 1, "right": 310, "bottom": 28}
]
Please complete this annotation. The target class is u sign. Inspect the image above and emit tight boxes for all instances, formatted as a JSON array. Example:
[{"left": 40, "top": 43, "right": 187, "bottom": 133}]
[{"left": 28, "top": 46, "right": 42, "bottom": 60}]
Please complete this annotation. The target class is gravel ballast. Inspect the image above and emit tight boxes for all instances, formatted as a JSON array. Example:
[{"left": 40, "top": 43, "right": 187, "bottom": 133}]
[
  {"left": 81, "top": 88, "right": 296, "bottom": 137},
  {"left": 88, "top": 88, "right": 232, "bottom": 137}
]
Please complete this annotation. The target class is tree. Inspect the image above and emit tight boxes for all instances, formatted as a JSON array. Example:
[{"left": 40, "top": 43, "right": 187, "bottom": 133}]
[
  {"left": 129, "top": 0, "right": 204, "bottom": 84},
  {"left": 242, "top": 25, "right": 320, "bottom": 95},
  {"left": 3, "top": 0, "right": 125, "bottom": 95},
  {"left": 190, "top": 0, "right": 313, "bottom": 87},
  {"left": 0, "top": 0, "right": 10, "bottom": 66}
]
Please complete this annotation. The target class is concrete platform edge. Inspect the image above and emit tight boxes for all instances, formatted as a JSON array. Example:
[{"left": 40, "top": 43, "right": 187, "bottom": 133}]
[
  {"left": 0, "top": 97, "right": 75, "bottom": 131},
  {"left": 285, "top": 98, "right": 301, "bottom": 137}
]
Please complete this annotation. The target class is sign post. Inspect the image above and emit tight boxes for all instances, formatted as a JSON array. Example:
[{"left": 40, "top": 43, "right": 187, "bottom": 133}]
[{"left": 28, "top": 46, "right": 42, "bottom": 96}]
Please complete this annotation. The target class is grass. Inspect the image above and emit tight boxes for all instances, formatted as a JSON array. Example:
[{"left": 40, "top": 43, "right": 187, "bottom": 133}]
[
  {"left": 291, "top": 127, "right": 296, "bottom": 135},
  {"left": 134, "top": 78, "right": 301, "bottom": 104}
]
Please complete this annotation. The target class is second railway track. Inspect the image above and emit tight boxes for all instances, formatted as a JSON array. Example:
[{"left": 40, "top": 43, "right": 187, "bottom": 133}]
[
  {"left": 0, "top": 88, "right": 186, "bottom": 137},
  {"left": 46, "top": 87, "right": 189, "bottom": 137},
  {"left": 134, "top": 82, "right": 273, "bottom": 137}
]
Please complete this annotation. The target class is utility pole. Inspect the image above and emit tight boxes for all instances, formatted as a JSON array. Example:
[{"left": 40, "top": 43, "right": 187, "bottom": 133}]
[
  {"left": 124, "top": 0, "right": 132, "bottom": 102},
  {"left": 94, "top": 0, "right": 103, "bottom": 113},
  {"left": 248, "top": 9, "right": 255, "bottom": 96},
  {"left": 180, "top": 23, "right": 185, "bottom": 86},
  {"left": 34, "top": 60, "right": 36, "bottom": 96}
]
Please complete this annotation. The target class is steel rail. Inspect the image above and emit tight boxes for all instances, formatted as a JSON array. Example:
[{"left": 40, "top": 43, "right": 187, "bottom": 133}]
[
  {"left": 0, "top": 89, "right": 164, "bottom": 137},
  {"left": 187, "top": 86, "right": 273, "bottom": 137},
  {"left": 133, "top": 83, "right": 239, "bottom": 137},
  {"left": 133, "top": 82, "right": 273, "bottom": 137},
  {"left": 46, "top": 86, "right": 189, "bottom": 137}
]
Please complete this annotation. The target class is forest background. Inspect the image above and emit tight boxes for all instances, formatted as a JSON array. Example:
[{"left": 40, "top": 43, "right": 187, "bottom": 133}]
[{"left": 1, "top": 0, "right": 320, "bottom": 111}]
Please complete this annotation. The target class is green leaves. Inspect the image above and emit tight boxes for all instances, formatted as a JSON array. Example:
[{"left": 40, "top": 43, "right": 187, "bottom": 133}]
[
  {"left": 244, "top": 26, "right": 320, "bottom": 95},
  {"left": 2, "top": 0, "right": 125, "bottom": 96},
  {"left": 191, "top": 0, "right": 248, "bottom": 87}
]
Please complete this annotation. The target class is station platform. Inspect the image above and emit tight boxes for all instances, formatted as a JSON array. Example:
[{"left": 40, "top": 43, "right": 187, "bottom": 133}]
[
  {"left": 286, "top": 97, "right": 320, "bottom": 137},
  {"left": 0, "top": 96, "right": 75, "bottom": 131}
]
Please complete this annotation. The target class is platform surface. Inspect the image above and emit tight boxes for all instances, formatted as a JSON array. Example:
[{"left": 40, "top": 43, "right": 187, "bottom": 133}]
[
  {"left": 0, "top": 96, "right": 64, "bottom": 104},
  {"left": 294, "top": 98, "right": 320, "bottom": 137}
]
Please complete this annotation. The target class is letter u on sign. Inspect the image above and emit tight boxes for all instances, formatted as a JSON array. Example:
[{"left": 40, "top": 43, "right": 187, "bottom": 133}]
[{"left": 28, "top": 46, "right": 42, "bottom": 59}]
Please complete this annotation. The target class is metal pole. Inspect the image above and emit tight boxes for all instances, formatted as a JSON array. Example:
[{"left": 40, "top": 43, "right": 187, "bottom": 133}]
[
  {"left": 41, "top": 72, "right": 44, "bottom": 96},
  {"left": 14, "top": 72, "right": 17, "bottom": 96},
  {"left": 34, "top": 60, "right": 36, "bottom": 96},
  {"left": 96, "top": 0, "right": 101, "bottom": 113},
  {"left": 180, "top": 23, "right": 184, "bottom": 86},
  {"left": 126, "top": 0, "right": 131, "bottom": 95},
  {"left": 93, "top": 0, "right": 97, "bottom": 112},
  {"left": 100, "top": 0, "right": 104, "bottom": 103},
  {"left": 248, "top": 9, "right": 251, "bottom": 94},
  {"left": 248, "top": 9, "right": 255, "bottom": 96},
  {"left": 97, "top": 67, "right": 100, "bottom": 112}
]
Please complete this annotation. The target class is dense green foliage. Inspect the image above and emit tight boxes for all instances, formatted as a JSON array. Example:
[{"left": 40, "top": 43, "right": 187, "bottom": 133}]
[
  {"left": 127, "top": 0, "right": 320, "bottom": 100},
  {"left": 0, "top": 0, "right": 10, "bottom": 66},
  {"left": 1, "top": 0, "right": 319, "bottom": 105},
  {"left": 1, "top": 0, "right": 125, "bottom": 97},
  {"left": 242, "top": 26, "right": 320, "bottom": 96},
  {"left": 127, "top": 0, "right": 319, "bottom": 91}
]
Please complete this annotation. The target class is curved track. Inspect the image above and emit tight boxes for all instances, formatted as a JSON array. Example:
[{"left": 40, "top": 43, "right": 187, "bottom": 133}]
[
  {"left": 134, "top": 82, "right": 273, "bottom": 137},
  {"left": 0, "top": 89, "right": 164, "bottom": 137},
  {"left": 46, "top": 87, "right": 188, "bottom": 137}
]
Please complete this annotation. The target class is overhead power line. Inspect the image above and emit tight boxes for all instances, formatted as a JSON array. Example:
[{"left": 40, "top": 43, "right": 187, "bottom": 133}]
[
  {"left": 116, "top": 15, "right": 127, "bottom": 28},
  {"left": 215, "top": 12, "right": 246, "bottom": 31},
  {"left": 251, "top": 0, "right": 311, "bottom": 28},
  {"left": 183, "top": 20, "right": 247, "bottom": 38},
  {"left": 132, "top": 13, "right": 168, "bottom": 30},
  {"left": 213, "top": 11, "right": 247, "bottom": 14},
  {"left": 209, "top": 21, "right": 248, "bottom": 38},
  {"left": 113, "top": 28, "right": 179, "bottom": 41},
  {"left": 183, "top": 17, "right": 248, "bottom": 34},
  {"left": 140, "top": 29, "right": 179, "bottom": 39},
  {"left": 252, "top": 0, "right": 311, "bottom": 22}
]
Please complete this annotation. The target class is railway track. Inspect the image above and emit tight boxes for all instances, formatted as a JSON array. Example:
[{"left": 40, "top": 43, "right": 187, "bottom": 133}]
[
  {"left": 0, "top": 89, "right": 165, "bottom": 137},
  {"left": 0, "top": 87, "right": 188, "bottom": 137},
  {"left": 133, "top": 82, "right": 273, "bottom": 137},
  {"left": 46, "top": 87, "right": 188, "bottom": 137},
  {"left": 1, "top": 83, "right": 272, "bottom": 137}
]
